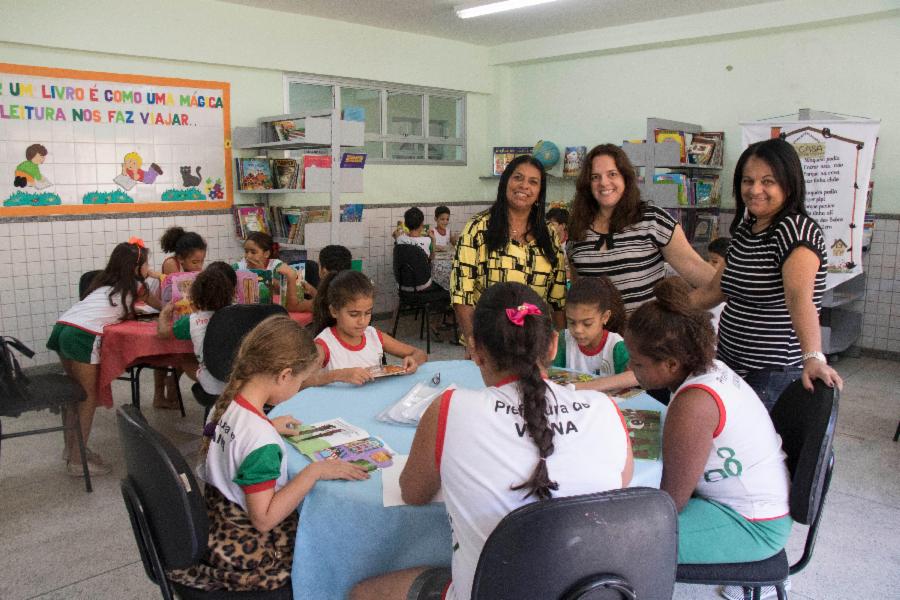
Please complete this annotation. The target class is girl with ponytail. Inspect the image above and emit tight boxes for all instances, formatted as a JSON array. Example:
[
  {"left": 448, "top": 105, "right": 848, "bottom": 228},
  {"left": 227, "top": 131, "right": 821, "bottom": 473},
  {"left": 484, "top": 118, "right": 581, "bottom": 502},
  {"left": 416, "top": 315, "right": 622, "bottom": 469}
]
[
  {"left": 351, "top": 282, "right": 632, "bottom": 600},
  {"left": 170, "top": 315, "right": 368, "bottom": 593},
  {"left": 625, "top": 277, "right": 792, "bottom": 566}
]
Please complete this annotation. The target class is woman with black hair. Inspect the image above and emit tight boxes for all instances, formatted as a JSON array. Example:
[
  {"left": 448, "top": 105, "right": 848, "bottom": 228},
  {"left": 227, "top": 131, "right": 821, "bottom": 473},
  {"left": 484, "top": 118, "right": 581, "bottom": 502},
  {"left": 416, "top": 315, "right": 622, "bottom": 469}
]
[
  {"left": 450, "top": 155, "right": 568, "bottom": 346},
  {"left": 692, "top": 138, "right": 842, "bottom": 407}
]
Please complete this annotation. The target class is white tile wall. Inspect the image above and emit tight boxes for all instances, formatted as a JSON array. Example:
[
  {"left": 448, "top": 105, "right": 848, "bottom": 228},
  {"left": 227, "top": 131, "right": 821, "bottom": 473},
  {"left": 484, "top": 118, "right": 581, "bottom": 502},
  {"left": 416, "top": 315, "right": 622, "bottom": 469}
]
[{"left": 859, "top": 217, "right": 900, "bottom": 353}]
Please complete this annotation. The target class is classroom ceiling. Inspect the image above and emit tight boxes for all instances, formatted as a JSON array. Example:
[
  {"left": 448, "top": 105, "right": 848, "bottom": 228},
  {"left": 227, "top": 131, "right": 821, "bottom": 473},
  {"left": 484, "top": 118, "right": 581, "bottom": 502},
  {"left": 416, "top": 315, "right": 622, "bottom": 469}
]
[{"left": 217, "top": 0, "right": 774, "bottom": 46}]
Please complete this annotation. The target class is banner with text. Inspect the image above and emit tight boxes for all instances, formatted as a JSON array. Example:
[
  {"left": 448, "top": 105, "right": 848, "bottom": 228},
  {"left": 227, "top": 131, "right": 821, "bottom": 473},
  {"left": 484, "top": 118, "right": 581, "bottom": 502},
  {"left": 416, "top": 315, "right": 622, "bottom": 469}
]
[
  {"left": 741, "top": 119, "right": 880, "bottom": 289},
  {"left": 0, "top": 63, "right": 232, "bottom": 215}
]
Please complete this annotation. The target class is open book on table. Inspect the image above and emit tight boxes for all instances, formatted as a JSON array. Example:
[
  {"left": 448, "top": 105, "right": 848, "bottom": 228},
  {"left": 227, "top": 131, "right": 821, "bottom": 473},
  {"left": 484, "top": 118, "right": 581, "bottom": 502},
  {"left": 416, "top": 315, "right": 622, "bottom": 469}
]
[
  {"left": 620, "top": 409, "right": 662, "bottom": 461},
  {"left": 283, "top": 418, "right": 394, "bottom": 471}
]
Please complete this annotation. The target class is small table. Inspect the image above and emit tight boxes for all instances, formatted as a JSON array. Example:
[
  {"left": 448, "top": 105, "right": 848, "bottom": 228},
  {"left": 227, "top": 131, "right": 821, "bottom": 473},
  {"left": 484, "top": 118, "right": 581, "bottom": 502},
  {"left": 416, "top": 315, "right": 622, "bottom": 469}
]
[{"left": 269, "top": 360, "right": 666, "bottom": 600}]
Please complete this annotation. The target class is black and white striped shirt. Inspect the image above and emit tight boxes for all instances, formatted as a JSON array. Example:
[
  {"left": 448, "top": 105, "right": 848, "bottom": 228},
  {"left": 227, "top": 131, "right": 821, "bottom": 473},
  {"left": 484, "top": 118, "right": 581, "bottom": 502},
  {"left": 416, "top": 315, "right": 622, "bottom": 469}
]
[
  {"left": 717, "top": 213, "right": 826, "bottom": 375},
  {"left": 567, "top": 205, "right": 677, "bottom": 313}
]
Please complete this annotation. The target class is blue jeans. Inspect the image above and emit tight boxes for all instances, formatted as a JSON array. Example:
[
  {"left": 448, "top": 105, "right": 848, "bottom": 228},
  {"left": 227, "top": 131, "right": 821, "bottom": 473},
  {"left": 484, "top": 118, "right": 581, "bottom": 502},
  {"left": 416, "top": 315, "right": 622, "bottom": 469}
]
[{"left": 742, "top": 367, "right": 802, "bottom": 412}]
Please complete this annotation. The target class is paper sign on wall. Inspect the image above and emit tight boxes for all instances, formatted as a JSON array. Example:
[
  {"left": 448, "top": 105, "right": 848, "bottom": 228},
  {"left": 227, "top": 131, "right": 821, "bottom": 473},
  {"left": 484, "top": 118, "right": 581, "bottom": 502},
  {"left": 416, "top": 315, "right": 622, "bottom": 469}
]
[{"left": 0, "top": 63, "right": 232, "bottom": 215}]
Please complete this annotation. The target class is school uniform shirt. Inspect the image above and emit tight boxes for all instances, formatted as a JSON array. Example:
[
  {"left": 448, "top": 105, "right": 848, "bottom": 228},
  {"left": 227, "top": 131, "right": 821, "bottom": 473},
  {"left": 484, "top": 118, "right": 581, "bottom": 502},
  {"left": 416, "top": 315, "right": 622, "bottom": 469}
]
[
  {"left": 432, "top": 226, "right": 452, "bottom": 248},
  {"left": 314, "top": 326, "right": 384, "bottom": 371},
  {"left": 559, "top": 329, "right": 629, "bottom": 376},
  {"left": 232, "top": 258, "right": 285, "bottom": 272},
  {"left": 396, "top": 233, "right": 432, "bottom": 258},
  {"left": 56, "top": 285, "right": 130, "bottom": 335},
  {"left": 672, "top": 359, "right": 790, "bottom": 520},
  {"left": 172, "top": 310, "right": 226, "bottom": 395},
  {"left": 204, "top": 395, "right": 288, "bottom": 512},
  {"left": 437, "top": 379, "right": 630, "bottom": 600}
]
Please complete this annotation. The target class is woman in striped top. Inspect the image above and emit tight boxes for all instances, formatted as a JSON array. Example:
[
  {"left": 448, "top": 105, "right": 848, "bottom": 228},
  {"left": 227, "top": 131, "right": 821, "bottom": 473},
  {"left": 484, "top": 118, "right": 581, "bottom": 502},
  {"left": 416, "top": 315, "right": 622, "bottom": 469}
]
[
  {"left": 692, "top": 138, "right": 842, "bottom": 408},
  {"left": 567, "top": 144, "right": 715, "bottom": 313}
]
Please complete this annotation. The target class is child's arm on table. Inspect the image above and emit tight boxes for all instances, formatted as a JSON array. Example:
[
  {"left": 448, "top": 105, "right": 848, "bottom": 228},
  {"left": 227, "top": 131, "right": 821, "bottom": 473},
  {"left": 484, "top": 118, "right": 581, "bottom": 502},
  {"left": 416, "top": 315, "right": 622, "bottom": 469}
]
[
  {"left": 400, "top": 396, "right": 442, "bottom": 505},
  {"left": 574, "top": 370, "right": 639, "bottom": 393},
  {"left": 270, "top": 415, "right": 302, "bottom": 435},
  {"left": 245, "top": 460, "right": 369, "bottom": 533},
  {"left": 300, "top": 344, "right": 374, "bottom": 387},
  {"left": 381, "top": 332, "right": 427, "bottom": 374},
  {"left": 156, "top": 302, "right": 176, "bottom": 338},
  {"left": 140, "top": 283, "right": 163, "bottom": 310}
]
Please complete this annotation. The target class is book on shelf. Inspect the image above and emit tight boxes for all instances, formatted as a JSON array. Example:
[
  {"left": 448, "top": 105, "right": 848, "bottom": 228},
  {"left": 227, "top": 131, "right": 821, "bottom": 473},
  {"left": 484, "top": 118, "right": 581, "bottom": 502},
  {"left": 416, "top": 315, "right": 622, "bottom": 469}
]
[
  {"left": 340, "top": 203, "right": 364, "bottom": 222},
  {"left": 302, "top": 154, "right": 331, "bottom": 189},
  {"left": 236, "top": 206, "right": 270, "bottom": 237},
  {"left": 654, "top": 129, "right": 687, "bottom": 163},
  {"left": 236, "top": 158, "right": 274, "bottom": 191},
  {"left": 692, "top": 175, "right": 721, "bottom": 207},
  {"left": 340, "top": 152, "right": 367, "bottom": 169},
  {"left": 342, "top": 106, "right": 365, "bottom": 122},
  {"left": 653, "top": 173, "right": 690, "bottom": 206},
  {"left": 620, "top": 409, "right": 661, "bottom": 461},
  {"left": 271, "top": 158, "right": 300, "bottom": 190},
  {"left": 563, "top": 146, "right": 587, "bottom": 177},
  {"left": 272, "top": 119, "right": 306, "bottom": 142},
  {"left": 283, "top": 418, "right": 395, "bottom": 471},
  {"left": 492, "top": 146, "right": 533, "bottom": 176},
  {"left": 688, "top": 131, "right": 724, "bottom": 166}
]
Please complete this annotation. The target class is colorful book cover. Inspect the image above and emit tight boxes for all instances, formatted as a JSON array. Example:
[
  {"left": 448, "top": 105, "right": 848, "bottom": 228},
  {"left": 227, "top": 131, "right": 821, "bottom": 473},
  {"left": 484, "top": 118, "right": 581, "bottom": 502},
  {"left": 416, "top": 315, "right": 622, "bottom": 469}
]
[
  {"left": 367, "top": 364, "right": 409, "bottom": 378},
  {"left": 547, "top": 367, "right": 596, "bottom": 386},
  {"left": 271, "top": 158, "right": 299, "bottom": 190},
  {"left": 620, "top": 409, "right": 661, "bottom": 460},
  {"left": 161, "top": 271, "right": 198, "bottom": 317},
  {"left": 237, "top": 206, "right": 270, "bottom": 236},
  {"left": 563, "top": 146, "right": 586, "bottom": 177},
  {"left": 235, "top": 269, "right": 273, "bottom": 304},
  {"left": 340, "top": 152, "right": 367, "bottom": 169},
  {"left": 340, "top": 203, "right": 364, "bottom": 222},
  {"left": 492, "top": 146, "right": 533, "bottom": 176},
  {"left": 302, "top": 154, "right": 331, "bottom": 189},
  {"left": 284, "top": 418, "right": 394, "bottom": 471},
  {"left": 237, "top": 158, "right": 274, "bottom": 191},
  {"left": 653, "top": 173, "right": 689, "bottom": 206},
  {"left": 654, "top": 129, "right": 687, "bottom": 163},
  {"left": 272, "top": 119, "right": 306, "bottom": 141},
  {"left": 342, "top": 106, "right": 366, "bottom": 122}
]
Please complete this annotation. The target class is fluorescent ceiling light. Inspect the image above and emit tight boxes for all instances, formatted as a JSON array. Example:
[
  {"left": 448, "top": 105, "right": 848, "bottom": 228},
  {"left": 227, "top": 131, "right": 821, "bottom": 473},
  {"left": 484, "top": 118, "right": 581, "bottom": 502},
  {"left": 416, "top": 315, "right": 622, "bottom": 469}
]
[{"left": 455, "top": 0, "right": 559, "bottom": 20}]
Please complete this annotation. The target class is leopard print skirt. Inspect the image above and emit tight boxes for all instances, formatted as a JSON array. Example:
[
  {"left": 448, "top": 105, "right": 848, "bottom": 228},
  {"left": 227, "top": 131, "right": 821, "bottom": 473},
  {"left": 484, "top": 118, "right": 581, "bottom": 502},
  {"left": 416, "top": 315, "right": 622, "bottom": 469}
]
[{"left": 167, "top": 485, "right": 297, "bottom": 592}]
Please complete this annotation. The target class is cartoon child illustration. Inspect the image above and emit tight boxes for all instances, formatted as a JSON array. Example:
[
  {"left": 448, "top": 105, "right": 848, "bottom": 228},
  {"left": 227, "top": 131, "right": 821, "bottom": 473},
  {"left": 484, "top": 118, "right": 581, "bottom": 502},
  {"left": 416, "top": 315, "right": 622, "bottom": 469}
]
[
  {"left": 122, "top": 152, "right": 163, "bottom": 184},
  {"left": 14, "top": 144, "right": 53, "bottom": 189}
]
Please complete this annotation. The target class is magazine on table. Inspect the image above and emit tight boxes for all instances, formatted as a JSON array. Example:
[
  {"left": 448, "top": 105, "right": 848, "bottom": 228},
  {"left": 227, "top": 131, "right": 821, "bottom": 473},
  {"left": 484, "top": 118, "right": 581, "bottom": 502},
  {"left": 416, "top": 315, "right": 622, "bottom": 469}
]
[{"left": 283, "top": 418, "right": 395, "bottom": 471}]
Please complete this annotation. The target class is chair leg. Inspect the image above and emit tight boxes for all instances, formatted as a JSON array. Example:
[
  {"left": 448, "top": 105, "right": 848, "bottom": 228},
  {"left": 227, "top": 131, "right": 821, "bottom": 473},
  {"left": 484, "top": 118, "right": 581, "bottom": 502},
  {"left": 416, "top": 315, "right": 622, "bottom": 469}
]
[
  {"left": 419, "top": 308, "right": 426, "bottom": 340},
  {"left": 424, "top": 303, "right": 431, "bottom": 354},
  {"left": 130, "top": 366, "right": 142, "bottom": 410},
  {"left": 775, "top": 583, "right": 787, "bottom": 600},
  {"left": 391, "top": 302, "right": 402, "bottom": 337},
  {"left": 750, "top": 586, "right": 761, "bottom": 600},
  {"left": 894, "top": 419, "right": 899, "bottom": 441},
  {"left": 70, "top": 405, "right": 93, "bottom": 493},
  {"left": 171, "top": 369, "right": 186, "bottom": 418}
]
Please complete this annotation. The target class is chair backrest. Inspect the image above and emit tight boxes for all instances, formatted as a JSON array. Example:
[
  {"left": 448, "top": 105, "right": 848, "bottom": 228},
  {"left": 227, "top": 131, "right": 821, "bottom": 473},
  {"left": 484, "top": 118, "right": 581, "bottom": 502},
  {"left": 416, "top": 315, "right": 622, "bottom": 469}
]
[
  {"left": 79, "top": 269, "right": 103, "bottom": 300},
  {"left": 0, "top": 336, "right": 34, "bottom": 414},
  {"left": 116, "top": 404, "right": 207, "bottom": 570},
  {"left": 771, "top": 379, "right": 839, "bottom": 525},
  {"left": 392, "top": 243, "right": 431, "bottom": 289},
  {"left": 203, "top": 303, "right": 288, "bottom": 382},
  {"left": 470, "top": 487, "right": 678, "bottom": 600}
]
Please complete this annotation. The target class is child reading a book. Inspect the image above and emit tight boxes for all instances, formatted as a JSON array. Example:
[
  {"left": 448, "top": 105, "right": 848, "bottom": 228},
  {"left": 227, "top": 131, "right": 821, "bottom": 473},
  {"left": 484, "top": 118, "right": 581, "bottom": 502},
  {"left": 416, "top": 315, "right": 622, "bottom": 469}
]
[
  {"left": 307, "top": 270, "right": 426, "bottom": 386},
  {"left": 430, "top": 205, "right": 458, "bottom": 252},
  {"left": 706, "top": 237, "right": 730, "bottom": 333},
  {"left": 351, "top": 282, "right": 633, "bottom": 600},
  {"left": 167, "top": 315, "right": 369, "bottom": 593},
  {"left": 294, "top": 244, "right": 353, "bottom": 313},
  {"left": 233, "top": 232, "right": 303, "bottom": 312},
  {"left": 154, "top": 226, "right": 209, "bottom": 409},
  {"left": 624, "top": 277, "right": 791, "bottom": 567},
  {"left": 46, "top": 239, "right": 162, "bottom": 476},
  {"left": 552, "top": 276, "right": 638, "bottom": 393},
  {"left": 393, "top": 207, "right": 432, "bottom": 258},
  {"left": 156, "top": 266, "right": 235, "bottom": 396}
]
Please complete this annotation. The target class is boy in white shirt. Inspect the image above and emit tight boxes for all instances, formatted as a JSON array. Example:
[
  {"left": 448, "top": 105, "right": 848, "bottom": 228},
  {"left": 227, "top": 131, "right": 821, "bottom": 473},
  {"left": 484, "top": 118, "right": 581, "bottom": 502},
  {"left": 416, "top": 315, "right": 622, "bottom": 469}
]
[{"left": 393, "top": 207, "right": 432, "bottom": 258}]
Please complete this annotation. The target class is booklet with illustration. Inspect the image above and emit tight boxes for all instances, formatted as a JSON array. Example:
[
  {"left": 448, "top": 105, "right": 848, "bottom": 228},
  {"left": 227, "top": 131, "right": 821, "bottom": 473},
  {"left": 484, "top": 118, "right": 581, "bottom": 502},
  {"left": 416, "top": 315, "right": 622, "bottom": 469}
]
[
  {"left": 620, "top": 409, "right": 661, "bottom": 461},
  {"left": 547, "top": 367, "right": 596, "bottom": 386},
  {"left": 367, "top": 364, "right": 409, "bottom": 379},
  {"left": 283, "top": 418, "right": 394, "bottom": 471}
]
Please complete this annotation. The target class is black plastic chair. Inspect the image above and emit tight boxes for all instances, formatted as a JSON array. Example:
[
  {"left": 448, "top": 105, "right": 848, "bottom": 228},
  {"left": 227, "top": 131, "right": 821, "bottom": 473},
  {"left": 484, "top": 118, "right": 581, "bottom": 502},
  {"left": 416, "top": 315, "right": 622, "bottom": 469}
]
[
  {"left": 191, "top": 304, "right": 288, "bottom": 414},
  {"left": 0, "top": 336, "right": 92, "bottom": 492},
  {"left": 79, "top": 270, "right": 185, "bottom": 416},
  {"left": 116, "top": 404, "right": 292, "bottom": 599},
  {"left": 676, "top": 380, "right": 840, "bottom": 600},
  {"left": 470, "top": 487, "right": 678, "bottom": 600},
  {"left": 390, "top": 244, "right": 454, "bottom": 354}
]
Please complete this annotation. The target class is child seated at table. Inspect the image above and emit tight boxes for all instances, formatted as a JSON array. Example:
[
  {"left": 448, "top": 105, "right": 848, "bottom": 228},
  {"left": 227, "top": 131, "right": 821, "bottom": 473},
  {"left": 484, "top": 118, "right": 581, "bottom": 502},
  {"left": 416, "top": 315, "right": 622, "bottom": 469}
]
[
  {"left": 350, "top": 282, "right": 633, "bottom": 600},
  {"left": 156, "top": 265, "right": 236, "bottom": 396},
  {"left": 393, "top": 207, "right": 432, "bottom": 258},
  {"left": 624, "top": 277, "right": 791, "bottom": 565},
  {"left": 430, "top": 205, "right": 458, "bottom": 253},
  {"left": 294, "top": 244, "right": 353, "bottom": 313},
  {"left": 233, "top": 231, "right": 303, "bottom": 312},
  {"left": 46, "top": 238, "right": 162, "bottom": 477},
  {"left": 167, "top": 315, "right": 369, "bottom": 593},
  {"left": 306, "top": 270, "right": 427, "bottom": 386},
  {"left": 154, "top": 226, "right": 209, "bottom": 409},
  {"left": 552, "top": 276, "right": 639, "bottom": 393}
]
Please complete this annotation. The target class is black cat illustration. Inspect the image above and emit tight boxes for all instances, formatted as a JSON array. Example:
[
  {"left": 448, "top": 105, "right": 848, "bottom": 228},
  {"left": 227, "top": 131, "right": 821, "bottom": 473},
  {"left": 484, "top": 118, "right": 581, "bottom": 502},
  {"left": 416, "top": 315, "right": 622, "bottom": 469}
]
[{"left": 180, "top": 166, "right": 202, "bottom": 187}]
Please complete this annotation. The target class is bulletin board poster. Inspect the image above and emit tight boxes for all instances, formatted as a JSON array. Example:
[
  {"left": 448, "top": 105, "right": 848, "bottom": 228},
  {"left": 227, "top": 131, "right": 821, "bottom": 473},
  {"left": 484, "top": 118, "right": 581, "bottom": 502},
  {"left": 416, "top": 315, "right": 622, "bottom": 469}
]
[
  {"left": 0, "top": 63, "right": 232, "bottom": 216},
  {"left": 741, "top": 118, "right": 880, "bottom": 289}
]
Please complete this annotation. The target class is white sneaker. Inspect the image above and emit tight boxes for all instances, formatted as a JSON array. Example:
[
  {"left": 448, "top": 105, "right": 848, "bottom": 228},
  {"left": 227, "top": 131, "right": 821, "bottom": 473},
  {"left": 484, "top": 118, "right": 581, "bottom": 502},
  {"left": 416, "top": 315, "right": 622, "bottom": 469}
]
[{"left": 720, "top": 580, "right": 791, "bottom": 600}]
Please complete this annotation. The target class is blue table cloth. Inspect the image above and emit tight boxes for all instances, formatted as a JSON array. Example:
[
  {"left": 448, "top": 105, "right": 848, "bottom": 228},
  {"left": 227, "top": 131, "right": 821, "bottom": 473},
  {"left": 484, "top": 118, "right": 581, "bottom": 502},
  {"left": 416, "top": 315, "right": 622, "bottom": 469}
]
[{"left": 268, "top": 360, "right": 667, "bottom": 600}]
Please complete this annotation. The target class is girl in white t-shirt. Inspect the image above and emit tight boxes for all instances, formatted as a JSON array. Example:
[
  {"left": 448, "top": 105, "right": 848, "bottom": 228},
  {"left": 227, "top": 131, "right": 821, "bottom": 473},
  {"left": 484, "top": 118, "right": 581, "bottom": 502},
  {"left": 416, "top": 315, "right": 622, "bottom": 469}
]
[
  {"left": 624, "top": 277, "right": 792, "bottom": 565},
  {"left": 553, "top": 276, "right": 639, "bottom": 393},
  {"left": 306, "top": 270, "right": 426, "bottom": 386},
  {"left": 233, "top": 231, "right": 303, "bottom": 312},
  {"left": 168, "top": 315, "right": 369, "bottom": 593},
  {"left": 350, "top": 282, "right": 633, "bottom": 600},
  {"left": 46, "top": 239, "right": 162, "bottom": 476}
]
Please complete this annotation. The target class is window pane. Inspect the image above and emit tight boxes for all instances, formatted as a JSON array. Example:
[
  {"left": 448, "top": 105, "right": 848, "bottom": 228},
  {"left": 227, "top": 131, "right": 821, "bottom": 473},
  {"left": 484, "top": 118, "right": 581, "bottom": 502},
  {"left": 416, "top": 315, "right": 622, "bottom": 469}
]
[
  {"left": 288, "top": 82, "right": 332, "bottom": 114},
  {"left": 429, "top": 97, "right": 459, "bottom": 138},
  {"left": 341, "top": 87, "right": 381, "bottom": 134},
  {"left": 388, "top": 142, "right": 424, "bottom": 160},
  {"left": 345, "top": 141, "right": 384, "bottom": 160},
  {"left": 428, "top": 144, "right": 463, "bottom": 161},
  {"left": 387, "top": 92, "right": 423, "bottom": 136}
]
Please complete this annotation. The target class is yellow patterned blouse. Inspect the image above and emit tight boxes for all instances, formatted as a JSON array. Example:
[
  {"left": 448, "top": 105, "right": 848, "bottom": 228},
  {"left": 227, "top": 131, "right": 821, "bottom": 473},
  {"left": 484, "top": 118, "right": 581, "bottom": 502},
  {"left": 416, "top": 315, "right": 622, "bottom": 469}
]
[{"left": 450, "top": 210, "right": 567, "bottom": 311}]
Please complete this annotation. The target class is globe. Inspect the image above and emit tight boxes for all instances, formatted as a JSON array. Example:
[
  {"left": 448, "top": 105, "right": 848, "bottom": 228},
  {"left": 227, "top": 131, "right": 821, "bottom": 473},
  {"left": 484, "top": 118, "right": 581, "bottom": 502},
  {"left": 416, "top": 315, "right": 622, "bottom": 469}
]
[{"left": 533, "top": 140, "right": 560, "bottom": 170}]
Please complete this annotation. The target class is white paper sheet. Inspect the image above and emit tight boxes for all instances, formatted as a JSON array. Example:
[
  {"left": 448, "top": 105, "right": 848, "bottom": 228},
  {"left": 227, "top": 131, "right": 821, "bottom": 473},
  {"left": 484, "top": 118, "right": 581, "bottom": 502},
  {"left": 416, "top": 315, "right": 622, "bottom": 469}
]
[{"left": 382, "top": 454, "right": 444, "bottom": 507}]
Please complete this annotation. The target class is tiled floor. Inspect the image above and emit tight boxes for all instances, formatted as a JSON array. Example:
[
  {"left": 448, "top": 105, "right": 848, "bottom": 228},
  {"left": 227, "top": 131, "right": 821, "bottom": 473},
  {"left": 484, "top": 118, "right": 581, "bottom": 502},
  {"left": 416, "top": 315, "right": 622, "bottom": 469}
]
[{"left": 1, "top": 318, "right": 898, "bottom": 599}]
